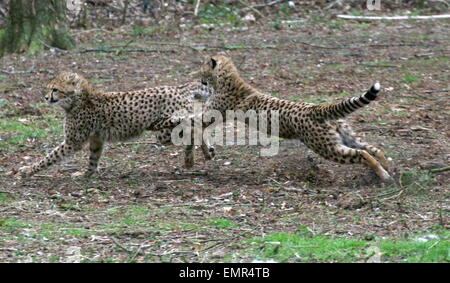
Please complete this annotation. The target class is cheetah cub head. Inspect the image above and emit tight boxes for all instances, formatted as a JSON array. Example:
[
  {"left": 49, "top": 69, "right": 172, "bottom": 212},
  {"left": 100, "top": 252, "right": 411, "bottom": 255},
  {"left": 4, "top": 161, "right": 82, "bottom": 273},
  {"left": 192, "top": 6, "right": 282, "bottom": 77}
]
[
  {"left": 200, "top": 55, "right": 240, "bottom": 91},
  {"left": 45, "top": 72, "right": 91, "bottom": 110}
]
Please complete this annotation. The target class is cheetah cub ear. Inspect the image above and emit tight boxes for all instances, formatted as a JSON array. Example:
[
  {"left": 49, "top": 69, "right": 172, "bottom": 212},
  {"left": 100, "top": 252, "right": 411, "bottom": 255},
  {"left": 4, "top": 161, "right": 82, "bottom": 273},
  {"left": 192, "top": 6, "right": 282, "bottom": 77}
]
[{"left": 210, "top": 57, "right": 218, "bottom": 69}]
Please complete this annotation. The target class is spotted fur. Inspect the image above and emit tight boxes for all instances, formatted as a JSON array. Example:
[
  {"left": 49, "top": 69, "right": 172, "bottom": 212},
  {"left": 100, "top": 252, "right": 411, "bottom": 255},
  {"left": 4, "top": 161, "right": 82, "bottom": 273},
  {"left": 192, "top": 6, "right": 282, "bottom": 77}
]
[
  {"left": 19, "top": 72, "right": 214, "bottom": 177},
  {"left": 200, "top": 55, "right": 393, "bottom": 183}
]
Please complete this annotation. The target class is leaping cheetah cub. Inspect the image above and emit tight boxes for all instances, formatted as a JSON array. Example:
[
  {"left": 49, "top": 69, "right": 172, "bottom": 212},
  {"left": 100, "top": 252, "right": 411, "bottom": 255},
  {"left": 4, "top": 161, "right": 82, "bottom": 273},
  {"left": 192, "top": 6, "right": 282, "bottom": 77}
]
[
  {"left": 200, "top": 55, "right": 393, "bottom": 183},
  {"left": 18, "top": 72, "right": 214, "bottom": 178}
]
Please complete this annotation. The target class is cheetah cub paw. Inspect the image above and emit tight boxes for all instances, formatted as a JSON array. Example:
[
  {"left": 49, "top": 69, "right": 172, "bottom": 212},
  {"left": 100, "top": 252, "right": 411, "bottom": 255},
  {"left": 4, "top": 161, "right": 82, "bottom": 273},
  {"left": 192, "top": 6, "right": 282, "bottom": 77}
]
[{"left": 18, "top": 166, "right": 33, "bottom": 178}]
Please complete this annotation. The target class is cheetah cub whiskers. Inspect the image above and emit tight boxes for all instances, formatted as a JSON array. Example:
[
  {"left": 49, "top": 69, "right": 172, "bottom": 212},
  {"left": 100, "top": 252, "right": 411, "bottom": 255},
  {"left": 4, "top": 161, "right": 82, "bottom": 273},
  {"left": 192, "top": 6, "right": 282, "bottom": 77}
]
[
  {"left": 200, "top": 55, "right": 393, "bottom": 183},
  {"left": 18, "top": 72, "right": 214, "bottom": 178}
]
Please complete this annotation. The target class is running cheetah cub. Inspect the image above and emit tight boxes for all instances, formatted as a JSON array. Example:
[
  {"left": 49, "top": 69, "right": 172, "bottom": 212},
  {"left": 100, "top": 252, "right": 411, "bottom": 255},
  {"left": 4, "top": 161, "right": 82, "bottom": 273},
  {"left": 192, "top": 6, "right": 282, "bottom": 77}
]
[
  {"left": 18, "top": 72, "right": 214, "bottom": 178},
  {"left": 200, "top": 55, "right": 393, "bottom": 183}
]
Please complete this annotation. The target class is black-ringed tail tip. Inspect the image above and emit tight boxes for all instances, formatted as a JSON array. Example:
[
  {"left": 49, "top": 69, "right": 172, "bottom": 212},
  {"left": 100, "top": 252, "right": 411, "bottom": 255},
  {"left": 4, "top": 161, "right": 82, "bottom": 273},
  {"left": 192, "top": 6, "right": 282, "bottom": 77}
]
[
  {"left": 374, "top": 82, "right": 381, "bottom": 91},
  {"left": 365, "top": 82, "right": 381, "bottom": 101}
]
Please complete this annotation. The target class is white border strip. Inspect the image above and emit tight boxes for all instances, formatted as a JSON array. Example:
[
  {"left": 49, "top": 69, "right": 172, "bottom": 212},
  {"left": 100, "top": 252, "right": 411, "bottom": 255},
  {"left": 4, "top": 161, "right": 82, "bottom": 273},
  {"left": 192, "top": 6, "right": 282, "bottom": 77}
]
[{"left": 337, "top": 14, "right": 450, "bottom": 20}]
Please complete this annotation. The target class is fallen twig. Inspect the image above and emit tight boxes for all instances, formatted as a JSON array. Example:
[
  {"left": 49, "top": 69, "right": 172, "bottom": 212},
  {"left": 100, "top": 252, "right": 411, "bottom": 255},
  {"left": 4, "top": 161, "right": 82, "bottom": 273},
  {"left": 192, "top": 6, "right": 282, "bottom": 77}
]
[
  {"left": 194, "top": 0, "right": 201, "bottom": 16},
  {"left": 429, "top": 166, "right": 450, "bottom": 174},
  {"left": 238, "top": 0, "right": 264, "bottom": 18},
  {"left": 337, "top": 14, "right": 450, "bottom": 21},
  {"left": 242, "top": 0, "right": 289, "bottom": 11},
  {"left": 379, "top": 190, "right": 404, "bottom": 201},
  {"left": 39, "top": 39, "right": 69, "bottom": 53},
  {"left": 423, "top": 89, "right": 450, "bottom": 94},
  {"left": 111, "top": 238, "right": 145, "bottom": 256},
  {"left": 78, "top": 48, "right": 173, "bottom": 54},
  {"left": 292, "top": 39, "right": 425, "bottom": 49},
  {"left": 0, "top": 69, "right": 37, "bottom": 74}
]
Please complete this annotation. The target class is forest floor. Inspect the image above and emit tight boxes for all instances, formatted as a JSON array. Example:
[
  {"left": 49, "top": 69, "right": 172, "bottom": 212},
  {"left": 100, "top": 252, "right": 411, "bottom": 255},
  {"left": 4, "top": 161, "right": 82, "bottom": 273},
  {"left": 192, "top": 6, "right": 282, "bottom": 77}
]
[{"left": 0, "top": 10, "right": 449, "bottom": 262}]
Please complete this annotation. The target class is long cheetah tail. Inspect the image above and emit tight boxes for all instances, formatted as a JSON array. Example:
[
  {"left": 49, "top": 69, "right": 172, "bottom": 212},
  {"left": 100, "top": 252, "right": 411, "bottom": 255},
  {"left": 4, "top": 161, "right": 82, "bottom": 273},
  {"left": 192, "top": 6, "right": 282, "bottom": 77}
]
[{"left": 314, "top": 83, "right": 381, "bottom": 120}]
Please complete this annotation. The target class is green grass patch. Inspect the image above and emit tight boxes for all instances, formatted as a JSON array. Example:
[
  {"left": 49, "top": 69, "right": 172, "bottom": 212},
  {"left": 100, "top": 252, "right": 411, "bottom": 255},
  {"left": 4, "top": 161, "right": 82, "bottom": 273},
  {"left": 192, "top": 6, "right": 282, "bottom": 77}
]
[
  {"left": 357, "top": 23, "right": 371, "bottom": 30},
  {"left": 363, "top": 59, "right": 399, "bottom": 68},
  {"left": 119, "top": 205, "right": 151, "bottom": 226},
  {"left": 333, "top": 92, "right": 352, "bottom": 98},
  {"left": 0, "top": 218, "right": 32, "bottom": 233},
  {"left": 271, "top": 92, "right": 280, "bottom": 98},
  {"left": 403, "top": 56, "right": 448, "bottom": 68},
  {"left": 403, "top": 74, "right": 420, "bottom": 84},
  {"left": 248, "top": 233, "right": 366, "bottom": 262},
  {"left": 380, "top": 236, "right": 449, "bottom": 262},
  {"left": 302, "top": 96, "right": 329, "bottom": 104},
  {"left": 432, "top": 56, "right": 449, "bottom": 62},
  {"left": 207, "top": 218, "right": 237, "bottom": 229},
  {"left": 327, "top": 20, "right": 344, "bottom": 30},
  {"left": 0, "top": 192, "right": 12, "bottom": 202},
  {"left": 244, "top": 230, "right": 449, "bottom": 262},
  {"left": 131, "top": 26, "right": 157, "bottom": 37},
  {"left": 198, "top": 2, "right": 242, "bottom": 26},
  {"left": 90, "top": 77, "right": 114, "bottom": 84},
  {"left": 350, "top": 10, "right": 363, "bottom": 17},
  {"left": 0, "top": 114, "right": 63, "bottom": 151},
  {"left": 328, "top": 63, "right": 348, "bottom": 70},
  {"left": 396, "top": 168, "right": 437, "bottom": 195},
  {"left": 65, "top": 229, "right": 90, "bottom": 238}
]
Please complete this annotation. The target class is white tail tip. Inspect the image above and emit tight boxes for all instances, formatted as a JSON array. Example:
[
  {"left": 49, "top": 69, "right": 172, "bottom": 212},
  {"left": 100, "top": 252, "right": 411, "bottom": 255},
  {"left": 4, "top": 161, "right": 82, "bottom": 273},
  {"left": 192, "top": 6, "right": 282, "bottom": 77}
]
[{"left": 374, "top": 82, "right": 381, "bottom": 91}]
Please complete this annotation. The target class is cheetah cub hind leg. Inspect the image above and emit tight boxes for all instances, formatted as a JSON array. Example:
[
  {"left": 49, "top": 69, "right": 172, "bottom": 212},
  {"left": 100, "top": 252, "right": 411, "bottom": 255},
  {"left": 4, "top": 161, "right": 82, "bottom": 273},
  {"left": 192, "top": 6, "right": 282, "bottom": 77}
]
[
  {"left": 339, "top": 123, "right": 391, "bottom": 172},
  {"left": 83, "top": 136, "right": 104, "bottom": 177},
  {"left": 339, "top": 139, "right": 393, "bottom": 183}
]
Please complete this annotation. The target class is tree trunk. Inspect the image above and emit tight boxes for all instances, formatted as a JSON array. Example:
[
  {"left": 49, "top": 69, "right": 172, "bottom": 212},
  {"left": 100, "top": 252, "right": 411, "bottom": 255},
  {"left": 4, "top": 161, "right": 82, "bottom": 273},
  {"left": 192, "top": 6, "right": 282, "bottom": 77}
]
[{"left": 0, "top": 0, "right": 75, "bottom": 56}]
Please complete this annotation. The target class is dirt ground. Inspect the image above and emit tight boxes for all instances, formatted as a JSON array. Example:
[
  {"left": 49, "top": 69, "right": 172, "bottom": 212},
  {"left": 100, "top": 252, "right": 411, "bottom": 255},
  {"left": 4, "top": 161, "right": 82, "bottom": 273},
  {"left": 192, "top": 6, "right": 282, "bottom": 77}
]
[{"left": 0, "top": 9, "right": 449, "bottom": 262}]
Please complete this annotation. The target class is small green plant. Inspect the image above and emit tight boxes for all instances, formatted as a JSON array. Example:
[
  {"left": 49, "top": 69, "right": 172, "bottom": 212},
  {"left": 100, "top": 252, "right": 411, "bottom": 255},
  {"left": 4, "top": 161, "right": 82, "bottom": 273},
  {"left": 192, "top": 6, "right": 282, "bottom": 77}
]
[
  {"left": 350, "top": 10, "right": 363, "bottom": 17},
  {"left": 65, "top": 229, "right": 89, "bottom": 238},
  {"left": 0, "top": 192, "right": 12, "bottom": 202},
  {"left": 131, "top": 26, "right": 156, "bottom": 37},
  {"left": 119, "top": 205, "right": 151, "bottom": 226},
  {"left": 271, "top": 92, "right": 280, "bottom": 98},
  {"left": 208, "top": 218, "right": 237, "bottom": 228},
  {"left": 329, "top": 63, "right": 347, "bottom": 69},
  {"left": 403, "top": 74, "right": 420, "bottom": 83},
  {"left": 398, "top": 169, "right": 435, "bottom": 194},
  {"left": 327, "top": 21, "right": 343, "bottom": 29},
  {"left": 198, "top": 3, "right": 242, "bottom": 26},
  {"left": 357, "top": 23, "right": 370, "bottom": 30},
  {"left": 271, "top": 19, "right": 283, "bottom": 30},
  {"left": 279, "top": 2, "right": 293, "bottom": 17},
  {"left": 302, "top": 97, "right": 328, "bottom": 104}
]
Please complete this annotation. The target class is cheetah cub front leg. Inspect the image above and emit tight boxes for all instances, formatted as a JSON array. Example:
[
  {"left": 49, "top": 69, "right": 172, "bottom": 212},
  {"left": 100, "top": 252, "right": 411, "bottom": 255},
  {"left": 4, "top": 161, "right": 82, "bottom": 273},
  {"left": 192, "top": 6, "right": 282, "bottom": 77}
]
[
  {"left": 18, "top": 141, "right": 83, "bottom": 178},
  {"left": 18, "top": 137, "right": 102, "bottom": 178}
]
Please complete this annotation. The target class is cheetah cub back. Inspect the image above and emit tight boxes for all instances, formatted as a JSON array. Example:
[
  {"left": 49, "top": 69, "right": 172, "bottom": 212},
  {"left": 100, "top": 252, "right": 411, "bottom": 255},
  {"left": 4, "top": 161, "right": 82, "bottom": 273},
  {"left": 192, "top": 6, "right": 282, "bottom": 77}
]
[{"left": 18, "top": 72, "right": 214, "bottom": 178}]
